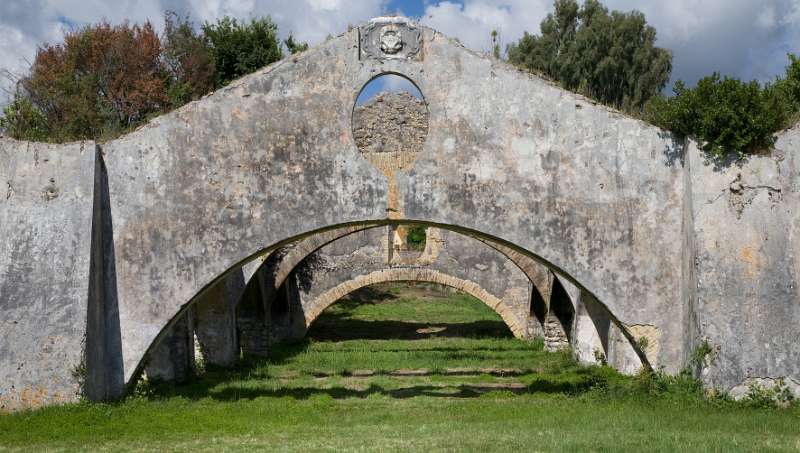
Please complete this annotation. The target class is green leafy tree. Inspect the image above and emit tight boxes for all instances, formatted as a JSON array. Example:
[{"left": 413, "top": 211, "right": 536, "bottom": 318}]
[
  {"left": 406, "top": 226, "right": 427, "bottom": 251},
  {"left": 645, "top": 74, "right": 790, "bottom": 157},
  {"left": 202, "top": 16, "right": 283, "bottom": 87},
  {"left": 284, "top": 35, "right": 309, "bottom": 54},
  {"left": 507, "top": 0, "right": 672, "bottom": 113},
  {"left": 0, "top": 95, "right": 50, "bottom": 141},
  {"left": 491, "top": 29, "right": 500, "bottom": 59},
  {"left": 775, "top": 53, "right": 800, "bottom": 118},
  {"left": 1, "top": 14, "right": 290, "bottom": 142},
  {"left": 162, "top": 12, "right": 216, "bottom": 107}
]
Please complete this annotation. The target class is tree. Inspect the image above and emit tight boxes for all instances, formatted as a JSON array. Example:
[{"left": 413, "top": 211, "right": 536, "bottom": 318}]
[
  {"left": 1, "top": 14, "right": 290, "bottom": 142},
  {"left": 0, "top": 95, "right": 50, "bottom": 141},
  {"left": 491, "top": 29, "right": 500, "bottom": 59},
  {"left": 202, "top": 16, "right": 283, "bottom": 87},
  {"left": 775, "top": 53, "right": 800, "bottom": 117},
  {"left": 406, "top": 226, "right": 427, "bottom": 251},
  {"left": 507, "top": 0, "right": 672, "bottom": 113},
  {"left": 5, "top": 20, "right": 169, "bottom": 142},
  {"left": 284, "top": 35, "right": 309, "bottom": 54},
  {"left": 162, "top": 12, "right": 215, "bottom": 107},
  {"left": 645, "top": 74, "right": 791, "bottom": 157}
]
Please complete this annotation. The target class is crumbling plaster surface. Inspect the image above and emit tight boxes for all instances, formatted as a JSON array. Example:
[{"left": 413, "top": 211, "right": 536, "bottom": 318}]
[
  {"left": 552, "top": 274, "right": 643, "bottom": 373},
  {"left": 0, "top": 17, "right": 797, "bottom": 404},
  {"left": 689, "top": 127, "right": 800, "bottom": 393},
  {"left": 0, "top": 139, "right": 95, "bottom": 411},
  {"left": 0, "top": 23, "right": 696, "bottom": 394},
  {"left": 99, "top": 17, "right": 692, "bottom": 382}
]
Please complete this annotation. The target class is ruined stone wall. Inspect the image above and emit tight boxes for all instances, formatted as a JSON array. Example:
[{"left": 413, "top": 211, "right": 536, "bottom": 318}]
[
  {"left": 88, "top": 22, "right": 692, "bottom": 386},
  {"left": 689, "top": 127, "right": 800, "bottom": 394},
  {"left": 559, "top": 276, "right": 645, "bottom": 374},
  {"left": 353, "top": 91, "right": 428, "bottom": 155},
  {"left": 286, "top": 227, "right": 534, "bottom": 338},
  {"left": 0, "top": 138, "right": 95, "bottom": 411},
  {"left": 1, "top": 17, "right": 798, "bottom": 405}
]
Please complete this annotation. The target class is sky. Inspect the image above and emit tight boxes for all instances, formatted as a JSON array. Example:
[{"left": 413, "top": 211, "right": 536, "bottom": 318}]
[{"left": 1, "top": 0, "right": 800, "bottom": 105}]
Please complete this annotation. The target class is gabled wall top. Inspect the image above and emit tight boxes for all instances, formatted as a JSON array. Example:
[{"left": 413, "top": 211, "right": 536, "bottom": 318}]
[{"left": 360, "top": 16, "right": 422, "bottom": 61}]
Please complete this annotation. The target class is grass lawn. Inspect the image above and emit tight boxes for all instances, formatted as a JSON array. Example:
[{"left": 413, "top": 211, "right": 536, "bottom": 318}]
[{"left": 1, "top": 283, "right": 798, "bottom": 452}]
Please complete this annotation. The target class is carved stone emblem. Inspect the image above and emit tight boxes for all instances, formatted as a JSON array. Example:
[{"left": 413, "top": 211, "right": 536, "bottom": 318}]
[
  {"left": 380, "top": 26, "right": 403, "bottom": 54},
  {"left": 360, "top": 17, "right": 421, "bottom": 61}
]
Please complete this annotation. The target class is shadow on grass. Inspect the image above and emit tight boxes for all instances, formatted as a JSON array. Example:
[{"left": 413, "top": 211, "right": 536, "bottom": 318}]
[
  {"left": 335, "top": 286, "right": 400, "bottom": 306},
  {"left": 139, "top": 284, "right": 580, "bottom": 402},
  {"left": 148, "top": 369, "right": 603, "bottom": 402},
  {"left": 206, "top": 378, "right": 600, "bottom": 401},
  {"left": 307, "top": 318, "right": 513, "bottom": 341},
  {"left": 142, "top": 354, "right": 605, "bottom": 402}
]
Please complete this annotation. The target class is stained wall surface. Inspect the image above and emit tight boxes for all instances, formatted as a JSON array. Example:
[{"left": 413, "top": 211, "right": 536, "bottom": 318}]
[
  {"left": 0, "top": 139, "right": 95, "bottom": 410},
  {"left": 0, "top": 17, "right": 798, "bottom": 407},
  {"left": 96, "top": 22, "right": 690, "bottom": 386},
  {"left": 689, "top": 128, "right": 800, "bottom": 393}
]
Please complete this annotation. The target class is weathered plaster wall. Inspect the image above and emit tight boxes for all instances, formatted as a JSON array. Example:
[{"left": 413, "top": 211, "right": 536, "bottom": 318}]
[
  {"left": 145, "top": 307, "right": 194, "bottom": 383},
  {"left": 1, "top": 17, "right": 797, "bottom": 404},
  {"left": 690, "top": 127, "right": 800, "bottom": 393},
  {"left": 0, "top": 138, "right": 95, "bottom": 411},
  {"left": 560, "top": 276, "right": 644, "bottom": 374},
  {"left": 396, "top": 29, "right": 690, "bottom": 373},
  {"left": 97, "top": 22, "right": 690, "bottom": 386},
  {"left": 193, "top": 270, "right": 244, "bottom": 367},
  {"left": 68, "top": 22, "right": 691, "bottom": 387}
]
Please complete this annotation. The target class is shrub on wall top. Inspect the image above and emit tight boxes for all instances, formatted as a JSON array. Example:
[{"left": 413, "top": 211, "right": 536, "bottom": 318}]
[{"left": 645, "top": 73, "right": 792, "bottom": 158}]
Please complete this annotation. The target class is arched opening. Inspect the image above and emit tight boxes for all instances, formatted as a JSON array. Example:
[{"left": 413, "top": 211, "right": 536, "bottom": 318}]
[
  {"left": 300, "top": 268, "right": 528, "bottom": 339},
  {"left": 543, "top": 277, "right": 576, "bottom": 351},
  {"left": 351, "top": 73, "right": 430, "bottom": 258},
  {"left": 307, "top": 281, "right": 514, "bottom": 341},
  {"left": 125, "top": 217, "right": 650, "bottom": 398},
  {"left": 352, "top": 72, "right": 428, "bottom": 164},
  {"left": 133, "top": 222, "right": 647, "bottom": 394}
]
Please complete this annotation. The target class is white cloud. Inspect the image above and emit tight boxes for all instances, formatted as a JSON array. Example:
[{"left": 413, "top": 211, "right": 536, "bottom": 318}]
[
  {"left": 0, "top": 0, "right": 386, "bottom": 105},
  {"left": 420, "top": 0, "right": 550, "bottom": 55},
  {"left": 1, "top": 0, "right": 799, "bottom": 106},
  {"left": 179, "top": 0, "right": 386, "bottom": 43},
  {"left": 602, "top": 0, "right": 800, "bottom": 86},
  {"left": 420, "top": 0, "right": 800, "bottom": 88}
]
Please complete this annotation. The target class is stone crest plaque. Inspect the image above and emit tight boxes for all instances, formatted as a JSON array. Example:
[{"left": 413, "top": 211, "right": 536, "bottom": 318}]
[{"left": 360, "top": 17, "right": 421, "bottom": 61}]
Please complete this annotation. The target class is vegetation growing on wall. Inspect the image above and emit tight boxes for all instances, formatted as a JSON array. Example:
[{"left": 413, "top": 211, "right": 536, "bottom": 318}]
[
  {"left": 507, "top": 0, "right": 800, "bottom": 158},
  {"left": 645, "top": 57, "right": 800, "bottom": 158},
  {"left": 0, "top": 13, "right": 299, "bottom": 143},
  {"left": 406, "top": 226, "right": 427, "bottom": 251},
  {"left": 284, "top": 35, "right": 310, "bottom": 55}
]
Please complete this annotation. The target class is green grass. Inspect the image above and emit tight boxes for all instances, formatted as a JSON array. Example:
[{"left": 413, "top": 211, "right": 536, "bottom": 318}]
[{"left": 1, "top": 283, "right": 798, "bottom": 452}]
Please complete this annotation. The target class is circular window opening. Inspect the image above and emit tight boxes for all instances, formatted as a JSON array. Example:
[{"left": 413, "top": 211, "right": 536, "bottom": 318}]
[{"left": 352, "top": 73, "right": 429, "bottom": 172}]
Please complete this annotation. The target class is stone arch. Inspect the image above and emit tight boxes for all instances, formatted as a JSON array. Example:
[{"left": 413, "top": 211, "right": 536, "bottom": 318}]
[
  {"left": 147, "top": 221, "right": 653, "bottom": 383},
  {"left": 98, "top": 17, "right": 688, "bottom": 388},
  {"left": 7, "top": 16, "right": 743, "bottom": 407},
  {"left": 302, "top": 268, "right": 527, "bottom": 338},
  {"left": 235, "top": 223, "right": 549, "bottom": 341},
  {"left": 237, "top": 224, "right": 566, "bottom": 344},
  {"left": 262, "top": 225, "right": 536, "bottom": 342}
]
